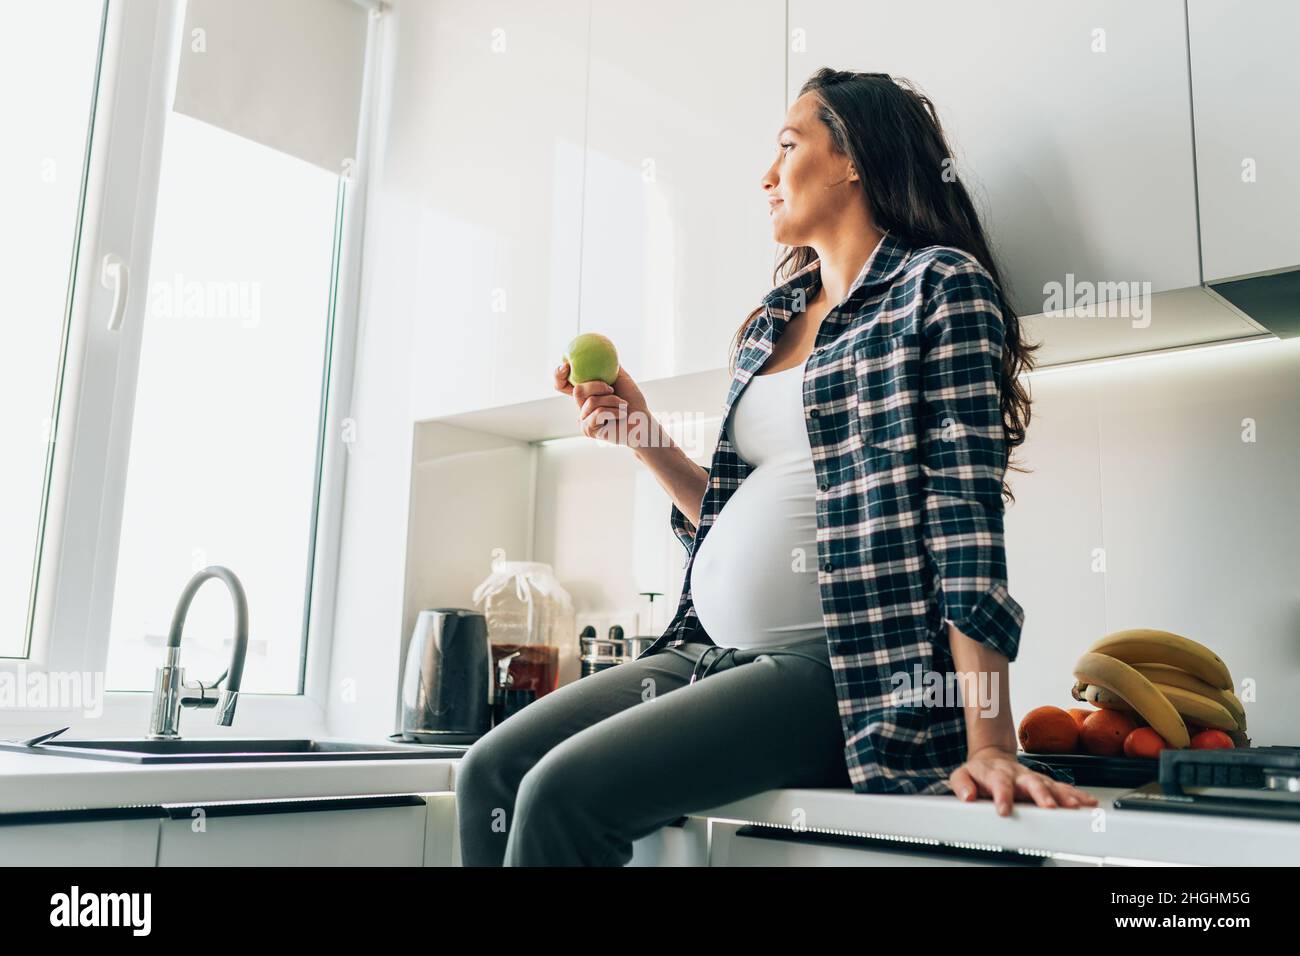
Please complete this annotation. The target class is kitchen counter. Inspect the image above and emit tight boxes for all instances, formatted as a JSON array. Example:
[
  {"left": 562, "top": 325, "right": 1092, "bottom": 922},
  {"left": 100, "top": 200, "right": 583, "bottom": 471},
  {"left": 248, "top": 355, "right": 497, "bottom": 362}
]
[
  {"left": 5, "top": 746, "right": 1293, "bottom": 865},
  {"left": 0, "top": 744, "right": 459, "bottom": 816},
  {"left": 688, "top": 785, "right": 1300, "bottom": 866},
  {"left": 438, "top": 760, "right": 1296, "bottom": 866}
]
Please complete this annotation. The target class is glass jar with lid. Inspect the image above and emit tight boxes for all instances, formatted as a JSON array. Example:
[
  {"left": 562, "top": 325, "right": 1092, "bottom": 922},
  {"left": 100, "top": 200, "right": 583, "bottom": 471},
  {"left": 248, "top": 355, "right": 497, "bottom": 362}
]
[{"left": 471, "top": 559, "right": 574, "bottom": 700}]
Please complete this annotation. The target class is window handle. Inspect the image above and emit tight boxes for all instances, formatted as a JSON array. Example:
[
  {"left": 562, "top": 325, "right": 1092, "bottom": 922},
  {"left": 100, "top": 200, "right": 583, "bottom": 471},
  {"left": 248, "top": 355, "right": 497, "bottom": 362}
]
[{"left": 100, "top": 253, "right": 129, "bottom": 332}]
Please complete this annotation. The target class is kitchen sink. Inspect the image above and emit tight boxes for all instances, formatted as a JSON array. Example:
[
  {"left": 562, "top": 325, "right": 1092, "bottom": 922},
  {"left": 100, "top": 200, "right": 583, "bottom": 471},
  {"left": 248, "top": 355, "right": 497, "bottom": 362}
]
[{"left": 0, "top": 737, "right": 469, "bottom": 765}]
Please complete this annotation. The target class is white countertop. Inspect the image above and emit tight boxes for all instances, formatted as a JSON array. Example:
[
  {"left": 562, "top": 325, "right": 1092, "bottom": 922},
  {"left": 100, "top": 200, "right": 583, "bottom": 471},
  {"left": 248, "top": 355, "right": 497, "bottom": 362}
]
[
  {"left": 438, "top": 758, "right": 1297, "bottom": 866},
  {"left": 689, "top": 785, "right": 1300, "bottom": 866},
  {"left": 6, "top": 744, "right": 1294, "bottom": 866},
  {"left": 0, "top": 743, "right": 459, "bottom": 815}
]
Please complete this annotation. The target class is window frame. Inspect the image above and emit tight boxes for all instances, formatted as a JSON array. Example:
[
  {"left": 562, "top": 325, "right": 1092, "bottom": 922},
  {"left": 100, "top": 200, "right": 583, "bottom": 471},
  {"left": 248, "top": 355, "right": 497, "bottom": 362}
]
[{"left": 4, "top": 0, "right": 375, "bottom": 737}]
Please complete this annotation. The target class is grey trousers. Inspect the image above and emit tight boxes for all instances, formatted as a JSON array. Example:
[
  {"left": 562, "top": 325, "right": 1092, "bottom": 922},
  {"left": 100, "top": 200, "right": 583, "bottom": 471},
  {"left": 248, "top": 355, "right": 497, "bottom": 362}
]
[{"left": 454, "top": 637, "right": 850, "bottom": 866}]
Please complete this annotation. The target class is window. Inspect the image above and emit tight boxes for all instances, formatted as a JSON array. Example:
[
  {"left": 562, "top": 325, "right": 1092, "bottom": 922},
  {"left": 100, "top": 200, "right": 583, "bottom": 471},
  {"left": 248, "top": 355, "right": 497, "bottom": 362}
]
[
  {"left": 105, "top": 111, "right": 343, "bottom": 694},
  {"left": 2, "top": 0, "right": 367, "bottom": 716},
  {"left": 0, "top": 0, "right": 106, "bottom": 658}
]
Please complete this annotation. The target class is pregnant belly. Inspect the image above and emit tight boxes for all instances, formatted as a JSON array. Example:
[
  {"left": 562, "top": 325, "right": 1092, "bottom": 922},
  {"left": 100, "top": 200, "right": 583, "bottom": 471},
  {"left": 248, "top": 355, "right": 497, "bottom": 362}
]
[{"left": 688, "top": 461, "right": 827, "bottom": 650}]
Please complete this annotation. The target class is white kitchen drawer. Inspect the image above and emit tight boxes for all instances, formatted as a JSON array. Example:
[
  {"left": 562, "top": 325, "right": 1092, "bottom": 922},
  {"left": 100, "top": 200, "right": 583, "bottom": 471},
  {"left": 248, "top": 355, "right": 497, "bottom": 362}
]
[
  {"left": 709, "top": 821, "right": 1055, "bottom": 867},
  {"left": 156, "top": 794, "right": 427, "bottom": 867},
  {"left": 0, "top": 814, "right": 160, "bottom": 866}
]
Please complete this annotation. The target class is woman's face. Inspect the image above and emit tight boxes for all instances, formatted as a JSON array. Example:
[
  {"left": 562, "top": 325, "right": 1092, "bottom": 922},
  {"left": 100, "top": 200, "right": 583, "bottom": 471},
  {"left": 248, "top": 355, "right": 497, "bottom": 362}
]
[{"left": 762, "top": 91, "right": 860, "bottom": 248}]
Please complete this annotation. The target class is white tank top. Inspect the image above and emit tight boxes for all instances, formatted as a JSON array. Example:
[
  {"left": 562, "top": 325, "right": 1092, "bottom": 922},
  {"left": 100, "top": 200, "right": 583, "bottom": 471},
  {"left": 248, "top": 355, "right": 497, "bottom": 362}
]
[{"left": 688, "top": 356, "right": 828, "bottom": 650}]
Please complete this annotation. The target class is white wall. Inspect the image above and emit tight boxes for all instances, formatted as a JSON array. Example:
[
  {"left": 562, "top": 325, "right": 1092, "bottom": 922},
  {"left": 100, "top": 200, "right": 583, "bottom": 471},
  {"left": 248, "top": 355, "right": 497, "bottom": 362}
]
[
  {"left": 530, "top": 437, "right": 690, "bottom": 644},
  {"left": 1003, "top": 337, "right": 1299, "bottom": 746}
]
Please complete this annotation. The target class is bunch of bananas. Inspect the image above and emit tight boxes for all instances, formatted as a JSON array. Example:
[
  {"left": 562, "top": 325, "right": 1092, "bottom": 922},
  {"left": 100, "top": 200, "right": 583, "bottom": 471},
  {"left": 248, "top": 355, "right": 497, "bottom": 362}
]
[{"left": 1070, "top": 628, "right": 1248, "bottom": 749}]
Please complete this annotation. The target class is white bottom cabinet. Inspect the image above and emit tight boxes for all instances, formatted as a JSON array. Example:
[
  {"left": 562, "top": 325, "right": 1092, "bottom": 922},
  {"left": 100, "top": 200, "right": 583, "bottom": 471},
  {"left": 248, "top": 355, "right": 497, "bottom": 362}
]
[
  {"left": 709, "top": 822, "right": 1057, "bottom": 867},
  {"left": 156, "top": 795, "right": 428, "bottom": 867},
  {"left": 629, "top": 817, "right": 709, "bottom": 867},
  {"left": 423, "top": 792, "right": 459, "bottom": 866},
  {"left": 0, "top": 816, "right": 161, "bottom": 866}
]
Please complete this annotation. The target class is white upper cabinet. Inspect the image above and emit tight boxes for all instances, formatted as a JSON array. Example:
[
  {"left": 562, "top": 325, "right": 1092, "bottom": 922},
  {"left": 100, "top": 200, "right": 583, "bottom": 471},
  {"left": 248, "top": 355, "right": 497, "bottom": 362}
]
[
  {"left": 787, "top": 0, "right": 1202, "bottom": 318},
  {"left": 579, "top": 0, "right": 786, "bottom": 382},
  {"left": 397, "top": 0, "right": 1284, "bottom": 424},
  {"left": 394, "top": 0, "right": 590, "bottom": 417},
  {"left": 1188, "top": 0, "right": 1300, "bottom": 283}
]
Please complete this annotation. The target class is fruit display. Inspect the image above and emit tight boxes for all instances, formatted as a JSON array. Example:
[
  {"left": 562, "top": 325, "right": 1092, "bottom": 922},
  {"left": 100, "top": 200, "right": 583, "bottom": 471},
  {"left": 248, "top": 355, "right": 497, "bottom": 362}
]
[{"left": 1017, "top": 628, "right": 1248, "bottom": 759}]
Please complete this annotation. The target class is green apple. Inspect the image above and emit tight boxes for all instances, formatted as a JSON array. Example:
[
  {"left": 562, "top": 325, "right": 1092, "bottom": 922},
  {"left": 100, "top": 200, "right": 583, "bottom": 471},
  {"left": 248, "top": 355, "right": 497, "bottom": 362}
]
[{"left": 563, "top": 332, "right": 619, "bottom": 386}]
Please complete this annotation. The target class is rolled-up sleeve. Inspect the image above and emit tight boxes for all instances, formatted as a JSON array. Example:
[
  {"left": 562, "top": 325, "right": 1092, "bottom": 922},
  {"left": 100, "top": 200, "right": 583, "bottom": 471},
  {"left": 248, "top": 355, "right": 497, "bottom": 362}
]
[
  {"left": 669, "top": 501, "right": 698, "bottom": 564},
  {"left": 918, "top": 262, "right": 1025, "bottom": 661}
]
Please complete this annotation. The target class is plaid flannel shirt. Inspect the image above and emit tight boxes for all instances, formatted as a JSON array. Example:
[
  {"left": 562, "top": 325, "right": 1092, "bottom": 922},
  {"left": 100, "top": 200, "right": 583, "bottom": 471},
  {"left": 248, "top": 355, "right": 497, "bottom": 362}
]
[{"left": 634, "top": 229, "right": 1025, "bottom": 795}]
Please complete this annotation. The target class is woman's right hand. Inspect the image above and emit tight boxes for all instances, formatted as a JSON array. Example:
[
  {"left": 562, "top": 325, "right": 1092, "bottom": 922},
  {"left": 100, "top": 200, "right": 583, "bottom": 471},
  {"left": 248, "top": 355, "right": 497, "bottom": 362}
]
[{"left": 553, "top": 359, "right": 654, "bottom": 447}]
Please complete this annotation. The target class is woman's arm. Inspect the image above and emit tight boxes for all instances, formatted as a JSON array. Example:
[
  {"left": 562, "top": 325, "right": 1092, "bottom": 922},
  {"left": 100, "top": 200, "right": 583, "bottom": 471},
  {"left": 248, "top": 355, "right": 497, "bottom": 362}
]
[
  {"left": 916, "top": 262, "right": 1096, "bottom": 813},
  {"left": 916, "top": 261, "right": 1024, "bottom": 662},
  {"left": 947, "top": 622, "right": 1017, "bottom": 754},
  {"left": 633, "top": 438, "right": 707, "bottom": 532}
]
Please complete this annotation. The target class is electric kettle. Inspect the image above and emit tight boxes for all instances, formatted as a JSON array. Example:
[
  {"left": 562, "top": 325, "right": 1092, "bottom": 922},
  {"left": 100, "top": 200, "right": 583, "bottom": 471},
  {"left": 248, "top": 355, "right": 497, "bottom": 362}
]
[{"left": 398, "top": 608, "right": 493, "bottom": 744}]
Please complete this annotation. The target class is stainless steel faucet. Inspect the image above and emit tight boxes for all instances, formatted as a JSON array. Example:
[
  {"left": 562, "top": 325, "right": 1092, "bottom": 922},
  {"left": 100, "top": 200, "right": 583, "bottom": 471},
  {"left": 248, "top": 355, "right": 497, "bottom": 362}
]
[{"left": 148, "top": 566, "right": 249, "bottom": 739}]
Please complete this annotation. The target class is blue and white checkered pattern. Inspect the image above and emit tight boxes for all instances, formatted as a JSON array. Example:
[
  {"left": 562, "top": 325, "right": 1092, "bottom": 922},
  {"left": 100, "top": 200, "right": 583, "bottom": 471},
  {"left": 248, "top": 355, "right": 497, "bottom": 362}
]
[{"left": 636, "top": 229, "right": 1025, "bottom": 795}]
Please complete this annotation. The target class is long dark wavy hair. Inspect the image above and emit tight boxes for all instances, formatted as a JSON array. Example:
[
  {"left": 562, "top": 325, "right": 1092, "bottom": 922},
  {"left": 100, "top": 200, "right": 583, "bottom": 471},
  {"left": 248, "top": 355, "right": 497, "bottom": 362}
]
[{"left": 735, "top": 68, "right": 1038, "bottom": 503}]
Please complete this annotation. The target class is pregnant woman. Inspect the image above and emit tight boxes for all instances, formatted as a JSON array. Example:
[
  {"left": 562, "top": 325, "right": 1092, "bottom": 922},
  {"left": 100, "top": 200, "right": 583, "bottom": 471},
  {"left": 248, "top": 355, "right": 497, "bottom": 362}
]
[{"left": 455, "top": 68, "right": 1097, "bottom": 867}]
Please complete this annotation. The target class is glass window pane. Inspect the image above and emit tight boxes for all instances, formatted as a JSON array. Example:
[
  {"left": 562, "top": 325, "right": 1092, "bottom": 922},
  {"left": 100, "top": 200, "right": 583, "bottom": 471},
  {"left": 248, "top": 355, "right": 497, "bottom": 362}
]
[
  {"left": 105, "top": 111, "right": 340, "bottom": 693},
  {"left": 0, "top": 1, "right": 105, "bottom": 657}
]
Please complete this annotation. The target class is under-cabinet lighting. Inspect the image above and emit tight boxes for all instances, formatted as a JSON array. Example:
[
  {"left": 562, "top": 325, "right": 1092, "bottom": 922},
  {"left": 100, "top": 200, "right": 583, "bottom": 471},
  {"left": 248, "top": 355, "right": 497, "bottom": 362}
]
[{"left": 1024, "top": 334, "right": 1280, "bottom": 378}]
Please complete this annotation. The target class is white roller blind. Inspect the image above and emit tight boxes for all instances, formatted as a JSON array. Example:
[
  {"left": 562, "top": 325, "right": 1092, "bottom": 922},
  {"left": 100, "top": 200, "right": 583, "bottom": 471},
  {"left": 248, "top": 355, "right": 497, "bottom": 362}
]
[{"left": 173, "top": 0, "right": 369, "bottom": 174}]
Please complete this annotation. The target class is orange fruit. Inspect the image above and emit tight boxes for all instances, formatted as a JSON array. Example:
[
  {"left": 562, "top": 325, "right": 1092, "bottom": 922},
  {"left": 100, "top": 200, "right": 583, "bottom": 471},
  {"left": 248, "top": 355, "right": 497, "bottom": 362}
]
[
  {"left": 1080, "top": 709, "right": 1137, "bottom": 756},
  {"left": 1018, "top": 706, "right": 1079, "bottom": 754},
  {"left": 1190, "top": 729, "right": 1234, "bottom": 750},
  {"left": 1123, "top": 726, "right": 1167, "bottom": 759},
  {"left": 1067, "top": 708, "right": 1092, "bottom": 734}
]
